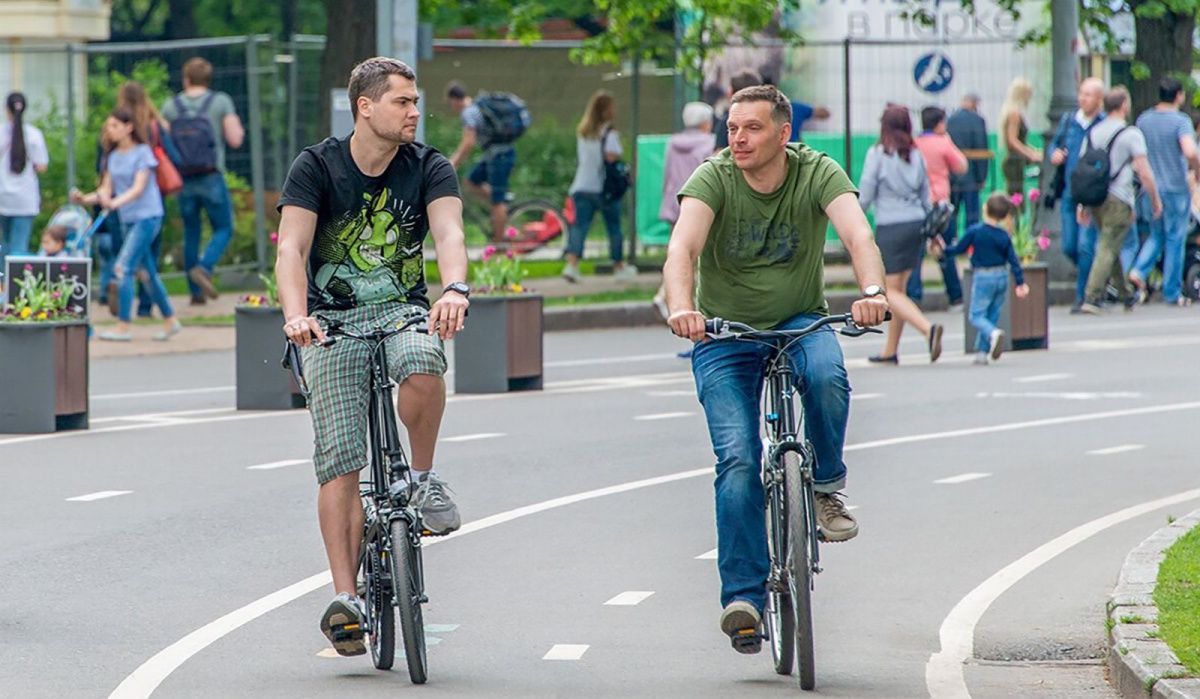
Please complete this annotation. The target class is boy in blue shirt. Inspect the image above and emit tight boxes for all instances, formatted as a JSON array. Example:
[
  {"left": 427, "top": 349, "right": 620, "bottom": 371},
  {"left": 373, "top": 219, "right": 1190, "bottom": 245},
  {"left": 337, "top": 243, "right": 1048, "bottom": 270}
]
[{"left": 935, "top": 192, "right": 1029, "bottom": 364}]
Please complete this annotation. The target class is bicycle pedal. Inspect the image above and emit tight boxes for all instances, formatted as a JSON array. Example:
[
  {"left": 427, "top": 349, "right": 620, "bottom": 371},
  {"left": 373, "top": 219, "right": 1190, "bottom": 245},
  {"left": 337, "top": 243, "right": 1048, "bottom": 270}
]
[{"left": 729, "top": 628, "right": 764, "bottom": 655}]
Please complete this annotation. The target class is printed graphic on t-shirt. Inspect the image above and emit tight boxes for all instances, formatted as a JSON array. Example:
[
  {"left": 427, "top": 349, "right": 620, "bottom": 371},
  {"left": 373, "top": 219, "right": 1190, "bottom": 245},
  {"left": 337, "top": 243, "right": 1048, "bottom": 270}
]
[
  {"left": 311, "top": 186, "right": 424, "bottom": 306},
  {"left": 721, "top": 220, "right": 801, "bottom": 266}
]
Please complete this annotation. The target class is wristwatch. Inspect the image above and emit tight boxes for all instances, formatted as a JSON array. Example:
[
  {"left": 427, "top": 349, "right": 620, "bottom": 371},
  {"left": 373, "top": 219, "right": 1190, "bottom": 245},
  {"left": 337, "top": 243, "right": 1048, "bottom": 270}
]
[
  {"left": 443, "top": 281, "right": 471, "bottom": 298},
  {"left": 862, "top": 284, "right": 885, "bottom": 298}
]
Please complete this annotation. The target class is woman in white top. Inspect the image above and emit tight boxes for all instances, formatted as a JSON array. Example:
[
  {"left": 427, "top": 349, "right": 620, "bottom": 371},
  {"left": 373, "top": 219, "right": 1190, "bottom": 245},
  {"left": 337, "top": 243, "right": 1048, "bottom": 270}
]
[
  {"left": 0, "top": 92, "right": 49, "bottom": 282},
  {"left": 563, "top": 90, "right": 635, "bottom": 282}
]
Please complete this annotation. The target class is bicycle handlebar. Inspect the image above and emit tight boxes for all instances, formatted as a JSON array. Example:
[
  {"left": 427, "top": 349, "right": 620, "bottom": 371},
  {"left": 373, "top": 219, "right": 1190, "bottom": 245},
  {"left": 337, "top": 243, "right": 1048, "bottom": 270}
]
[
  {"left": 280, "top": 312, "right": 432, "bottom": 394},
  {"left": 704, "top": 312, "right": 891, "bottom": 340}
]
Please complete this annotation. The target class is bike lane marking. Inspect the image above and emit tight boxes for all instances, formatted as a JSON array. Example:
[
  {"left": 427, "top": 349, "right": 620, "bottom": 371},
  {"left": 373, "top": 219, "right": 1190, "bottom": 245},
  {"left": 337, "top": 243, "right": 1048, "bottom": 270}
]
[
  {"left": 1087, "top": 444, "right": 1145, "bottom": 456},
  {"left": 604, "top": 591, "right": 655, "bottom": 606},
  {"left": 933, "top": 473, "right": 991, "bottom": 485},
  {"left": 543, "top": 644, "right": 589, "bottom": 660},
  {"left": 925, "top": 487, "right": 1200, "bottom": 699},
  {"left": 440, "top": 432, "right": 506, "bottom": 443},
  {"left": 66, "top": 490, "right": 133, "bottom": 502},
  {"left": 108, "top": 398, "right": 1200, "bottom": 699},
  {"left": 246, "top": 460, "right": 310, "bottom": 471}
]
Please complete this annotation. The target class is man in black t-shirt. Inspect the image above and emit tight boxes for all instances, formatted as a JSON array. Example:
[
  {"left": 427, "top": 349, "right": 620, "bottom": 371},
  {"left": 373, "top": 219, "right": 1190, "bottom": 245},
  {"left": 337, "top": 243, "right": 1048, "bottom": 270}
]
[{"left": 275, "top": 57, "right": 471, "bottom": 657}]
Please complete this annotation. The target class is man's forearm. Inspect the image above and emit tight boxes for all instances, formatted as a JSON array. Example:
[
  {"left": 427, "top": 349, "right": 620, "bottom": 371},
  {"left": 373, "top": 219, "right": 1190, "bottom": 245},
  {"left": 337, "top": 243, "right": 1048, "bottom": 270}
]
[
  {"left": 663, "top": 249, "right": 697, "bottom": 313},
  {"left": 845, "top": 235, "right": 886, "bottom": 293},
  {"left": 276, "top": 248, "right": 309, "bottom": 321},
  {"left": 433, "top": 229, "right": 469, "bottom": 287}
]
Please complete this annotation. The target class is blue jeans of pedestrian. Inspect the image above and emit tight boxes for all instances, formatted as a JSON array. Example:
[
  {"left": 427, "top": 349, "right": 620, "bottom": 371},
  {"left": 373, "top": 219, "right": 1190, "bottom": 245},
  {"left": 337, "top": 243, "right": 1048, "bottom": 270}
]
[
  {"left": 136, "top": 232, "right": 162, "bottom": 316},
  {"left": 906, "top": 192, "right": 971, "bottom": 304},
  {"left": 115, "top": 216, "right": 173, "bottom": 322},
  {"left": 180, "top": 172, "right": 233, "bottom": 298},
  {"left": 1133, "top": 191, "right": 1190, "bottom": 303},
  {"left": 567, "top": 191, "right": 623, "bottom": 262},
  {"left": 0, "top": 214, "right": 34, "bottom": 292},
  {"left": 969, "top": 268, "right": 1008, "bottom": 353},
  {"left": 691, "top": 311, "right": 850, "bottom": 613},
  {"left": 1060, "top": 196, "right": 1099, "bottom": 304}
]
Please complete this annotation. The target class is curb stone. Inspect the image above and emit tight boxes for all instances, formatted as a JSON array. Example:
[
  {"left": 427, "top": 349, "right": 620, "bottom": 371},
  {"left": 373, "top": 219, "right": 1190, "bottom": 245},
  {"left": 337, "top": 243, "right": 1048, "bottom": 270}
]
[{"left": 1108, "top": 510, "right": 1200, "bottom": 698}]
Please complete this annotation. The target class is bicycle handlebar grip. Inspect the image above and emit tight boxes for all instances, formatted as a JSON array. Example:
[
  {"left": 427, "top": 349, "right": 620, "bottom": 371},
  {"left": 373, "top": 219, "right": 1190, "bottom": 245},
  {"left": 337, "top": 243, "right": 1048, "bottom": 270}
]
[
  {"left": 884, "top": 311, "right": 893, "bottom": 321},
  {"left": 703, "top": 318, "right": 723, "bottom": 334},
  {"left": 319, "top": 336, "right": 337, "bottom": 348}
]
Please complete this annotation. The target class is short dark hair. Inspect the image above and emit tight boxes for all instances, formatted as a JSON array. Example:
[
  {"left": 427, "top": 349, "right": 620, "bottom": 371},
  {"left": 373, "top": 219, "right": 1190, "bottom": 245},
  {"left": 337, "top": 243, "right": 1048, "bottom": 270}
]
[
  {"left": 921, "top": 106, "right": 946, "bottom": 132},
  {"left": 1103, "top": 87, "right": 1130, "bottom": 114},
  {"left": 445, "top": 81, "right": 467, "bottom": 101},
  {"left": 347, "top": 57, "right": 416, "bottom": 120},
  {"left": 1160, "top": 77, "right": 1184, "bottom": 103},
  {"left": 985, "top": 192, "right": 1015, "bottom": 221},
  {"left": 730, "top": 70, "right": 763, "bottom": 94},
  {"left": 730, "top": 84, "right": 792, "bottom": 126},
  {"left": 182, "top": 57, "right": 213, "bottom": 88}
]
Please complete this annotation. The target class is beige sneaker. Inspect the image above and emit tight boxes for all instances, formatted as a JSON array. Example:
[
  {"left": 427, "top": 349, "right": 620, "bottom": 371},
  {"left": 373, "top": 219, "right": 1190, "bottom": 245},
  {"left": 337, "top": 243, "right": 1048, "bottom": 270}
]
[
  {"left": 562, "top": 262, "right": 581, "bottom": 283},
  {"left": 719, "top": 600, "right": 762, "bottom": 654},
  {"left": 815, "top": 492, "right": 858, "bottom": 542},
  {"left": 613, "top": 263, "right": 638, "bottom": 281}
]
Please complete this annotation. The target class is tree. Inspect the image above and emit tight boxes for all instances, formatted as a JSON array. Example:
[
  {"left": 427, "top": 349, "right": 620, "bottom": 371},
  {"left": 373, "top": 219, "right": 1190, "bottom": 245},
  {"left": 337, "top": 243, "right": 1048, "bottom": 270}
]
[
  {"left": 109, "top": 0, "right": 326, "bottom": 41},
  {"left": 317, "top": 0, "right": 377, "bottom": 137}
]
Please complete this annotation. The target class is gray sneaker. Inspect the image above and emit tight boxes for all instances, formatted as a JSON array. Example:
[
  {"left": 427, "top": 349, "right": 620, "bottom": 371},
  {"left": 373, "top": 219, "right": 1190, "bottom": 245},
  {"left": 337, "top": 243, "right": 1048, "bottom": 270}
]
[
  {"left": 815, "top": 492, "right": 859, "bottom": 542},
  {"left": 413, "top": 473, "right": 461, "bottom": 535},
  {"left": 320, "top": 592, "right": 367, "bottom": 656},
  {"left": 719, "top": 600, "right": 762, "bottom": 654}
]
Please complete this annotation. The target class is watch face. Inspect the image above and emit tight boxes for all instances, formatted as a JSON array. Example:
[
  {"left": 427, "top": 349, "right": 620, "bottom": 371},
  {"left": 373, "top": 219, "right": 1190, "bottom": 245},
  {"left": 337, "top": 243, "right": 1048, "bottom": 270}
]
[{"left": 864, "top": 285, "right": 883, "bottom": 297}]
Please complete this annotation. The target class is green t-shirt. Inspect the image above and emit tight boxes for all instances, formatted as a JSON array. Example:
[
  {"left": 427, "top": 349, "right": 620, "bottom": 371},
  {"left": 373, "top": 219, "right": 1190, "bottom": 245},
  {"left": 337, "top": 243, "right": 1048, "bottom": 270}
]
[{"left": 678, "top": 143, "right": 857, "bottom": 330}]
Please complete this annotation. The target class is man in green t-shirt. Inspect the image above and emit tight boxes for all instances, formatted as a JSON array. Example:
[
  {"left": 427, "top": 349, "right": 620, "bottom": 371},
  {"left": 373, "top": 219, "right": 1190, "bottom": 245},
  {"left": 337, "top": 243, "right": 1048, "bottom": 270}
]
[{"left": 663, "top": 85, "right": 889, "bottom": 654}]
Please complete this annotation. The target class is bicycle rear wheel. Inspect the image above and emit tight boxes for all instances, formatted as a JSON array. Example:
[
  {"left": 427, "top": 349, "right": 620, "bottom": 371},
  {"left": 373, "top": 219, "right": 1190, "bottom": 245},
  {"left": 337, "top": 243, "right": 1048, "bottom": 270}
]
[
  {"left": 363, "top": 537, "right": 395, "bottom": 670},
  {"left": 784, "top": 450, "right": 816, "bottom": 690},
  {"left": 766, "top": 476, "right": 795, "bottom": 675},
  {"left": 390, "top": 518, "right": 427, "bottom": 684},
  {"left": 507, "top": 199, "right": 568, "bottom": 254}
]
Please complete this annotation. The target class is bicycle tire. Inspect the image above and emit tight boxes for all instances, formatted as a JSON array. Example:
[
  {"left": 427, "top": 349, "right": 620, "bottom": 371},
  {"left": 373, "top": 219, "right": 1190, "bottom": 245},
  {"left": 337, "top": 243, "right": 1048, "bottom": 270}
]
[
  {"left": 506, "top": 199, "right": 568, "bottom": 254},
  {"left": 364, "top": 539, "right": 395, "bottom": 670},
  {"left": 390, "top": 518, "right": 428, "bottom": 684},
  {"left": 766, "top": 476, "right": 795, "bottom": 676},
  {"left": 784, "top": 450, "right": 816, "bottom": 690}
]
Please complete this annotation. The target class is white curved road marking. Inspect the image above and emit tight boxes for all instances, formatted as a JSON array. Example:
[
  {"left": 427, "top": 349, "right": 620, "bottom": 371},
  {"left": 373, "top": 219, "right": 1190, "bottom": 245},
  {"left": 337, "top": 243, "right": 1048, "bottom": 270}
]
[
  {"left": 110, "top": 399, "right": 1200, "bottom": 698},
  {"left": 925, "top": 487, "right": 1200, "bottom": 698}
]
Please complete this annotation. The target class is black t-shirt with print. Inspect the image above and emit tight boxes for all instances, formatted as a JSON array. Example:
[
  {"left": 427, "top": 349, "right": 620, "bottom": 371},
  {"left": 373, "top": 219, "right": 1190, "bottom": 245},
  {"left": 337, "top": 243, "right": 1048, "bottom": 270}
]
[{"left": 278, "top": 136, "right": 460, "bottom": 312}]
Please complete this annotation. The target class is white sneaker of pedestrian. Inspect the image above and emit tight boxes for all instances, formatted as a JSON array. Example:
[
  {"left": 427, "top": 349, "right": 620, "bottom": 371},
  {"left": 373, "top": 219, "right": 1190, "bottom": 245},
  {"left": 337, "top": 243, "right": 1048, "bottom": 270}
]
[
  {"left": 973, "top": 351, "right": 989, "bottom": 365},
  {"left": 988, "top": 329, "right": 1005, "bottom": 361},
  {"left": 562, "top": 262, "right": 581, "bottom": 283},
  {"left": 613, "top": 264, "right": 639, "bottom": 281}
]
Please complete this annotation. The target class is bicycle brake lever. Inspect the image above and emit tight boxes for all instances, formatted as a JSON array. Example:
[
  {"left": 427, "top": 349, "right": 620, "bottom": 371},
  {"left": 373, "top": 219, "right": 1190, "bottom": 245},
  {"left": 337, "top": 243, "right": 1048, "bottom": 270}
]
[{"left": 839, "top": 324, "right": 883, "bottom": 338}]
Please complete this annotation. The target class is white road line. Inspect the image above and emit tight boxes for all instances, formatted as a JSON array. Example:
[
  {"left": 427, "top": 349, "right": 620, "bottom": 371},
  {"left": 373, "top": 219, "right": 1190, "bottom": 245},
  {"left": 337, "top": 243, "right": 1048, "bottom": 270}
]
[
  {"left": 695, "top": 548, "right": 718, "bottom": 560},
  {"left": 1014, "top": 373, "right": 1073, "bottom": 384},
  {"left": 246, "top": 459, "right": 309, "bottom": 471},
  {"left": 851, "top": 393, "right": 884, "bottom": 401},
  {"left": 933, "top": 473, "right": 991, "bottom": 485},
  {"left": 1088, "top": 444, "right": 1146, "bottom": 456},
  {"left": 976, "top": 391, "right": 1140, "bottom": 401},
  {"left": 543, "top": 644, "right": 589, "bottom": 660},
  {"left": 109, "top": 398, "right": 1200, "bottom": 699},
  {"left": 314, "top": 648, "right": 343, "bottom": 659},
  {"left": 90, "top": 408, "right": 234, "bottom": 425},
  {"left": 545, "top": 353, "right": 676, "bottom": 368},
  {"left": 424, "top": 624, "right": 460, "bottom": 633},
  {"left": 604, "top": 591, "right": 655, "bottom": 606},
  {"left": 925, "top": 487, "right": 1200, "bottom": 698},
  {"left": 92, "top": 386, "right": 234, "bottom": 401},
  {"left": 440, "top": 432, "right": 506, "bottom": 443},
  {"left": 634, "top": 412, "right": 694, "bottom": 421},
  {"left": 66, "top": 490, "right": 133, "bottom": 502}
]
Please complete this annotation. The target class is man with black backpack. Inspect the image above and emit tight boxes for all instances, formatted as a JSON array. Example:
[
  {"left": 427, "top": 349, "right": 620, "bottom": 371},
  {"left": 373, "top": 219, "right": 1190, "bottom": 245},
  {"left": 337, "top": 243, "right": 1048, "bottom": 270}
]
[
  {"left": 161, "top": 57, "right": 245, "bottom": 304},
  {"left": 445, "top": 81, "right": 530, "bottom": 242},
  {"left": 1072, "top": 87, "right": 1162, "bottom": 314}
]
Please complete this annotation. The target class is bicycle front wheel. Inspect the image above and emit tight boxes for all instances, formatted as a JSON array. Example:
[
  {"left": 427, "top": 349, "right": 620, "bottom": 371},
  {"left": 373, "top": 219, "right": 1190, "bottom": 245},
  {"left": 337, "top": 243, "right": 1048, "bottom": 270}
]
[
  {"left": 507, "top": 199, "right": 568, "bottom": 254},
  {"left": 766, "top": 477, "right": 795, "bottom": 675},
  {"left": 390, "top": 518, "right": 428, "bottom": 684},
  {"left": 363, "top": 539, "right": 395, "bottom": 670},
  {"left": 784, "top": 450, "right": 816, "bottom": 690}
]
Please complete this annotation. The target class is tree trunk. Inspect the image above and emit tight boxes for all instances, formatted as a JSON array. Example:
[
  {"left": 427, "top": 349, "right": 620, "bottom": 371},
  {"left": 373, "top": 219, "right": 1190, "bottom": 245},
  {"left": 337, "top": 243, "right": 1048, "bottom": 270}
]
[
  {"left": 318, "top": 0, "right": 377, "bottom": 138},
  {"left": 163, "top": 0, "right": 198, "bottom": 39},
  {"left": 1131, "top": 7, "right": 1195, "bottom": 115},
  {"left": 281, "top": 0, "right": 298, "bottom": 41}
]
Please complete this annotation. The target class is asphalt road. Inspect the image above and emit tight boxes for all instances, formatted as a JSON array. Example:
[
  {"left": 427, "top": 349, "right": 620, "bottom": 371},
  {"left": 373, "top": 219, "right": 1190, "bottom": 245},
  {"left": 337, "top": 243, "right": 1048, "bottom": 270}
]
[{"left": 4, "top": 305, "right": 1200, "bottom": 698}]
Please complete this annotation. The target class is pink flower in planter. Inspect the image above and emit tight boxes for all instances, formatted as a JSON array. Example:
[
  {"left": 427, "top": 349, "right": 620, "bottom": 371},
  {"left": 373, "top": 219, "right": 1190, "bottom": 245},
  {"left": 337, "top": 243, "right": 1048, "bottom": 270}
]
[
  {"left": 23, "top": 263, "right": 32, "bottom": 271},
  {"left": 482, "top": 245, "right": 497, "bottom": 261},
  {"left": 1028, "top": 188, "right": 1041, "bottom": 203},
  {"left": 1010, "top": 192, "right": 1024, "bottom": 206},
  {"left": 269, "top": 231, "right": 279, "bottom": 244},
  {"left": 506, "top": 249, "right": 515, "bottom": 259},
  {"left": 1037, "top": 234, "right": 1051, "bottom": 251},
  {"left": 60, "top": 263, "right": 68, "bottom": 271},
  {"left": 504, "top": 226, "right": 519, "bottom": 240}
]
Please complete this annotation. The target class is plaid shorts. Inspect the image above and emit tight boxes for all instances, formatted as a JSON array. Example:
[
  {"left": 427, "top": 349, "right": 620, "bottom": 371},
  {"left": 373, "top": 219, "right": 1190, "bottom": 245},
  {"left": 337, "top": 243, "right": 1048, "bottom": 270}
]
[{"left": 301, "top": 302, "right": 446, "bottom": 485}]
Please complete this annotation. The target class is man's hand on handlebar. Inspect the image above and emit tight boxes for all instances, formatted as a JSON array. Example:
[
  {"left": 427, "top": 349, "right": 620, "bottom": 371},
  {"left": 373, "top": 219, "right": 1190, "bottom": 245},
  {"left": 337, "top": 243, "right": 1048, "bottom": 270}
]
[
  {"left": 428, "top": 293, "right": 469, "bottom": 340},
  {"left": 668, "top": 309, "right": 708, "bottom": 343},
  {"left": 283, "top": 315, "right": 326, "bottom": 347},
  {"left": 850, "top": 295, "right": 890, "bottom": 328}
]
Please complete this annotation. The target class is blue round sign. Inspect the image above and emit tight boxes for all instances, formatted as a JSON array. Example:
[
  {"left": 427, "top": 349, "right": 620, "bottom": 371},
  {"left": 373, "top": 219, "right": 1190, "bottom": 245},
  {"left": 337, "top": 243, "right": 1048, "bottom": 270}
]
[{"left": 914, "top": 51, "right": 954, "bottom": 93}]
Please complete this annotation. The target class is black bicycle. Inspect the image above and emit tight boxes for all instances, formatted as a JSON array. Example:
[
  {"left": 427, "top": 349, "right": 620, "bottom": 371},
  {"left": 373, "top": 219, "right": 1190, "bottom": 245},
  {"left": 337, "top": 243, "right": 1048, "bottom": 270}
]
[
  {"left": 704, "top": 312, "right": 885, "bottom": 691},
  {"left": 284, "top": 312, "right": 431, "bottom": 683}
]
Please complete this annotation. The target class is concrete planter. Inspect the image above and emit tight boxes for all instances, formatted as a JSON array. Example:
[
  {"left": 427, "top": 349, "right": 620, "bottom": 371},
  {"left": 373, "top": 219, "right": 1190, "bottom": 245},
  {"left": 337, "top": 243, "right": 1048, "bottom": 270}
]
[
  {"left": 235, "top": 306, "right": 305, "bottom": 410},
  {"left": 962, "top": 262, "right": 1049, "bottom": 353},
  {"left": 0, "top": 321, "right": 88, "bottom": 433},
  {"left": 454, "top": 294, "right": 544, "bottom": 393}
]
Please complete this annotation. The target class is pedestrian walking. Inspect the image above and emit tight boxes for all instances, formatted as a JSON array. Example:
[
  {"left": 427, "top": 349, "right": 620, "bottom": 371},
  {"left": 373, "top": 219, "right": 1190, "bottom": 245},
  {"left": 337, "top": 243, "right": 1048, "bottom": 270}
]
[
  {"left": 562, "top": 89, "right": 635, "bottom": 282},
  {"left": 907, "top": 105, "right": 968, "bottom": 305},
  {"left": 0, "top": 92, "right": 48, "bottom": 292},
  {"left": 1000, "top": 77, "right": 1042, "bottom": 199},
  {"left": 936, "top": 192, "right": 1029, "bottom": 365},
  {"left": 655, "top": 101, "right": 715, "bottom": 322},
  {"left": 859, "top": 104, "right": 943, "bottom": 364}
]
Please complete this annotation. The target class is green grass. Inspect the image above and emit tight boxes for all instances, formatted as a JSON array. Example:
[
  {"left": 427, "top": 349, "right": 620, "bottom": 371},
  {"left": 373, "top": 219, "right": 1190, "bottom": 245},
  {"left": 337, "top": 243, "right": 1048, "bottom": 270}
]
[
  {"left": 1156, "top": 525, "right": 1200, "bottom": 675},
  {"left": 544, "top": 288, "right": 657, "bottom": 307}
]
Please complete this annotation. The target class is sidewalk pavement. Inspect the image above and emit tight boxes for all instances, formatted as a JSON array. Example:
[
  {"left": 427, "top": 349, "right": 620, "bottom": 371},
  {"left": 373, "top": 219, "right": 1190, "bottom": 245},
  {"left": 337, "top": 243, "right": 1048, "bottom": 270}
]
[{"left": 86, "top": 257, "right": 949, "bottom": 360}]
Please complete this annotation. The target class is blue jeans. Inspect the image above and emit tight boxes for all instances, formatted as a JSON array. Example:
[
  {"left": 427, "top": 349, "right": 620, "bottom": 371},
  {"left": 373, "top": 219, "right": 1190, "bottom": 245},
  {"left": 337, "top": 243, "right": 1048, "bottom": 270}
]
[
  {"left": 1061, "top": 196, "right": 1099, "bottom": 304},
  {"left": 115, "top": 217, "right": 173, "bottom": 322},
  {"left": 906, "top": 192, "right": 970, "bottom": 304},
  {"left": 969, "top": 268, "right": 1008, "bottom": 352},
  {"left": 567, "top": 191, "right": 623, "bottom": 262},
  {"left": 0, "top": 214, "right": 34, "bottom": 292},
  {"left": 467, "top": 148, "right": 516, "bottom": 203},
  {"left": 691, "top": 311, "right": 850, "bottom": 612},
  {"left": 180, "top": 172, "right": 233, "bottom": 298},
  {"left": 1133, "top": 191, "right": 1190, "bottom": 303}
]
